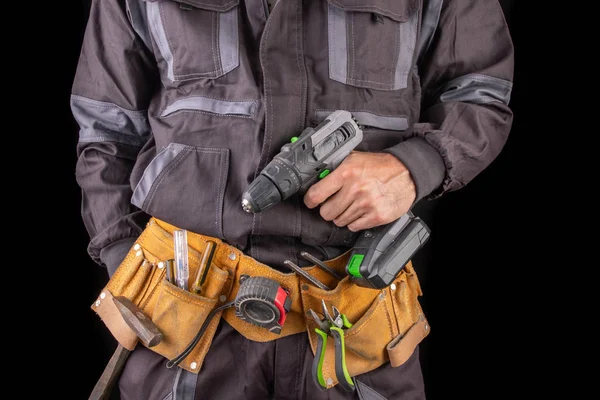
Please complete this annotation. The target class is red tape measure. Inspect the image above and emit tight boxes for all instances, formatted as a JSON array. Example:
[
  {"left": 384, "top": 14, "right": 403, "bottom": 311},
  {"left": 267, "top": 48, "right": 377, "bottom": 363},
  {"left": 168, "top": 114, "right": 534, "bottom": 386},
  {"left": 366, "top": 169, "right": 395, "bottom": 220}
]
[{"left": 234, "top": 276, "right": 292, "bottom": 334}]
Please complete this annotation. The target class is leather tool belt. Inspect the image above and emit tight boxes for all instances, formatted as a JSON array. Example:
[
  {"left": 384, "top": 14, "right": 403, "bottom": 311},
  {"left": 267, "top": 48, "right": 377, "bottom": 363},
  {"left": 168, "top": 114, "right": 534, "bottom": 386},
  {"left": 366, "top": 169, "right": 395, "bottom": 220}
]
[{"left": 91, "top": 218, "right": 430, "bottom": 388}]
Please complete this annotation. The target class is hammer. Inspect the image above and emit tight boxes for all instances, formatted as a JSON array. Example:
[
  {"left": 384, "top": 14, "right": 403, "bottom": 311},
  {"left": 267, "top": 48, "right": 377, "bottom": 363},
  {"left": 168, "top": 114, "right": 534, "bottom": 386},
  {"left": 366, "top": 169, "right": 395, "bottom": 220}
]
[{"left": 89, "top": 296, "right": 163, "bottom": 400}]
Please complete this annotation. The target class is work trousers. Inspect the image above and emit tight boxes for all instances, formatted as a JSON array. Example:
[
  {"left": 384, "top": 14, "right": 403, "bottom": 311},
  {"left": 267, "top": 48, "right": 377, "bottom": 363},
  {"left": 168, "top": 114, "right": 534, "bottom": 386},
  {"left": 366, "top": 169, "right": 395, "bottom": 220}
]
[{"left": 118, "top": 319, "right": 426, "bottom": 400}]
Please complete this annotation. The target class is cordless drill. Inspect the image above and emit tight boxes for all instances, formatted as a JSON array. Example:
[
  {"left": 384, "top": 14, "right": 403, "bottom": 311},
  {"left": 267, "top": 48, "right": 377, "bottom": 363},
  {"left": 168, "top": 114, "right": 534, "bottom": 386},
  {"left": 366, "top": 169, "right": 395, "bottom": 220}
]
[
  {"left": 241, "top": 110, "right": 430, "bottom": 289},
  {"left": 241, "top": 110, "right": 363, "bottom": 213}
]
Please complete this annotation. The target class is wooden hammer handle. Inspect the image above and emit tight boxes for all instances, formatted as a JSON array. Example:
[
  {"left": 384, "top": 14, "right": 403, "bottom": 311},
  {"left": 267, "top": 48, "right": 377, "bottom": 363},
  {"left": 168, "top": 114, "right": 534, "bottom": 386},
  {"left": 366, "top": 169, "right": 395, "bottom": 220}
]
[{"left": 88, "top": 344, "right": 130, "bottom": 400}]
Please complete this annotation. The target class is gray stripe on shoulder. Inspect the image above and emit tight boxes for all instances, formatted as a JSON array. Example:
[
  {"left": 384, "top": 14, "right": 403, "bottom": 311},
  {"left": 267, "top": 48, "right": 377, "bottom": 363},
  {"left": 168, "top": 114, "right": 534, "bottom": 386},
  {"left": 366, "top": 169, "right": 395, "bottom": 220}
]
[
  {"left": 147, "top": 1, "right": 175, "bottom": 81},
  {"left": 416, "top": 0, "right": 443, "bottom": 64},
  {"left": 393, "top": 9, "right": 418, "bottom": 90},
  {"left": 218, "top": 7, "right": 240, "bottom": 75},
  {"left": 328, "top": 3, "right": 349, "bottom": 85},
  {"left": 126, "top": 0, "right": 153, "bottom": 50},
  {"left": 70, "top": 95, "right": 150, "bottom": 147},
  {"left": 438, "top": 73, "right": 513, "bottom": 105}
]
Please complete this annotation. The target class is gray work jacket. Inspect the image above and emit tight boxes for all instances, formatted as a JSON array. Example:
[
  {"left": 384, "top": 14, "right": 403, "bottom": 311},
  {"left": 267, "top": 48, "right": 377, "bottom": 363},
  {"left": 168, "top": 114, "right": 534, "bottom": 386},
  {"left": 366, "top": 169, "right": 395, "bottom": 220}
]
[{"left": 71, "top": 0, "right": 514, "bottom": 274}]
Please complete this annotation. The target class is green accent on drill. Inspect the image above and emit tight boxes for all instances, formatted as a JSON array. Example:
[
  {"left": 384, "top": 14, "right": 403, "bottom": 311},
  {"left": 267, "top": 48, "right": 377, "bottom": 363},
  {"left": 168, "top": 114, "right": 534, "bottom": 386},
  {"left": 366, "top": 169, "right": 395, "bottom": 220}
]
[
  {"left": 290, "top": 136, "right": 298, "bottom": 143},
  {"left": 347, "top": 254, "right": 364, "bottom": 277},
  {"left": 319, "top": 169, "right": 330, "bottom": 179}
]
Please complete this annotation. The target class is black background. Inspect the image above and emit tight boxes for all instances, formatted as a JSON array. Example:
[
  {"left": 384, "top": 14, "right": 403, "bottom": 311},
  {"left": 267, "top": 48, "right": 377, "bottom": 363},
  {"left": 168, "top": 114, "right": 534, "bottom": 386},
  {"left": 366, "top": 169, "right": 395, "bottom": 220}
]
[{"left": 50, "top": 1, "right": 545, "bottom": 398}]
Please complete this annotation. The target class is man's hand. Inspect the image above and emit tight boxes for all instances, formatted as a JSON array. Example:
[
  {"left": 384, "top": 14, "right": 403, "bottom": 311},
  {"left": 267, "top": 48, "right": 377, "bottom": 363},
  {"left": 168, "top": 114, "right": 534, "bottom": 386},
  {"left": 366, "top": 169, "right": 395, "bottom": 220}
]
[{"left": 303, "top": 151, "right": 416, "bottom": 232}]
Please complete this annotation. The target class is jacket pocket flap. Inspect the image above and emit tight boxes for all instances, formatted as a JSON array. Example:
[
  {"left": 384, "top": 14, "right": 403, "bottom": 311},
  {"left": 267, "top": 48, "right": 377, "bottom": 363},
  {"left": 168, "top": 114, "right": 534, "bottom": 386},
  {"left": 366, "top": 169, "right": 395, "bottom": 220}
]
[
  {"left": 144, "top": 0, "right": 239, "bottom": 12},
  {"left": 327, "top": 0, "right": 419, "bottom": 22}
]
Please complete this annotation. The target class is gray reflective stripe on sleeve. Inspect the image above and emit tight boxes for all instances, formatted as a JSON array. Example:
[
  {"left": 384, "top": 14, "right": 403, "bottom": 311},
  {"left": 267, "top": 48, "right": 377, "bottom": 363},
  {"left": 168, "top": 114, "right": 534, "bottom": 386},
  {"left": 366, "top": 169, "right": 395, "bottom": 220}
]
[
  {"left": 328, "top": 3, "right": 349, "bottom": 84},
  {"left": 315, "top": 110, "right": 408, "bottom": 131},
  {"left": 161, "top": 96, "right": 257, "bottom": 117},
  {"left": 416, "top": 0, "right": 443, "bottom": 64},
  {"left": 131, "top": 143, "right": 187, "bottom": 208},
  {"left": 126, "top": 0, "right": 153, "bottom": 50},
  {"left": 438, "top": 73, "right": 513, "bottom": 105},
  {"left": 70, "top": 95, "right": 150, "bottom": 146},
  {"left": 392, "top": 10, "right": 418, "bottom": 90},
  {"left": 171, "top": 367, "right": 198, "bottom": 400},
  {"left": 146, "top": 1, "right": 175, "bottom": 81},
  {"left": 219, "top": 8, "right": 240, "bottom": 75}
]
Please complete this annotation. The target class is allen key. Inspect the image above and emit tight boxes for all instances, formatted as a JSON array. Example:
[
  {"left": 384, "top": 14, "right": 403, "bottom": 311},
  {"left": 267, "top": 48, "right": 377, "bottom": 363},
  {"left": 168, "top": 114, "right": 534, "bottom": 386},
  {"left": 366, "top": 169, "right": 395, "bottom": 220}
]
[
  {"left": 300, "top": 251, "right": 345, "bottom": 281},
  {"left": 283, "top": 260, "right": 330, "bottom": 290}
]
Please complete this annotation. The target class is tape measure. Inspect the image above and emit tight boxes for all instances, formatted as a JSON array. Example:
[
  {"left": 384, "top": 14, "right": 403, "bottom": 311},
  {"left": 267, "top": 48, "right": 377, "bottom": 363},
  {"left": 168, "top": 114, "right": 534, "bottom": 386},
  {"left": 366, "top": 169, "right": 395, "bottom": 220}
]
[
  {"left": 235, "top": 276, "right": 291, "bottom": 334},
  {"left": 167, "top": 275, "right": 291, "bottom": 368}
]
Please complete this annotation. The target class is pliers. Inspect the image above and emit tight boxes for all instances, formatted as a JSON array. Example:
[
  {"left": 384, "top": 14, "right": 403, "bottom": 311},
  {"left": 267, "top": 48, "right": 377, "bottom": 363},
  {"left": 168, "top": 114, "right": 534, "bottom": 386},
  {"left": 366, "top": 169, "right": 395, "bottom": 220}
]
[{"left": 309, "top": 299, "right": 355, "bottom": 392}]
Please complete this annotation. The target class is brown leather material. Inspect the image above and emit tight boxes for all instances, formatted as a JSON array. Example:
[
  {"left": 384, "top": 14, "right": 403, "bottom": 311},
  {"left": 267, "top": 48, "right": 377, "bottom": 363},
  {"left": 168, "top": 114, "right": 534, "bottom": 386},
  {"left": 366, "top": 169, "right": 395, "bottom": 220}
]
[
  {"left": 92, "top": 217, "right": 428, "bottom": 378},
  {"left": 221, "top": 250, "right": 352, "bottom": 343},
  {"left": 91, "top": 289, "right": 138, "bottom": 351},
  {"left": 152, "top": 218, "right": 354, "bottom": 343},
  {"left": 300, "top": 260, "right": 426, "bottom": 388},
  {"left": 387, "top": 314, "right": 430, "bottom": 368}
]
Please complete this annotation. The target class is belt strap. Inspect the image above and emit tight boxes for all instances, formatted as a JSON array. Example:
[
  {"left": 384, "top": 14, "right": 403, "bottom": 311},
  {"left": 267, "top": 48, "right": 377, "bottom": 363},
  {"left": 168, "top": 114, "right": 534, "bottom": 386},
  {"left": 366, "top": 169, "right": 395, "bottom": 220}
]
[{"left": 151, "top": 218, "right": 352, "bottom": 342}]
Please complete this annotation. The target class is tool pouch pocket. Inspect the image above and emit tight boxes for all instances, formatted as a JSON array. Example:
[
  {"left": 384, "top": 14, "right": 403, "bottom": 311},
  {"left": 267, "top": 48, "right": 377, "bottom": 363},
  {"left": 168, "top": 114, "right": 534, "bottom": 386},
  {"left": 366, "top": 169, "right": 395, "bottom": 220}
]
[
  {"left": 148, "top": 266, "right": 229, "bottom": 371},
  {"left": 91, "top": 219, "right": 233, "bottom": 374},
  {"left": 301, "top": 261, "right": 428, "bottom": 388}
]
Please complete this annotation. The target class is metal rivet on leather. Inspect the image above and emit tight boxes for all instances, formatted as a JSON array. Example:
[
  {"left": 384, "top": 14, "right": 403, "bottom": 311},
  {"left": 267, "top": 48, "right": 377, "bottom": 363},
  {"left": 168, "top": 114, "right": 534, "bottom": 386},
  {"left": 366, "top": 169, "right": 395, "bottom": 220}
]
[
  {"left": 134, "top": 244, "right": 140, "bottom": 251},
  {"left": 100, "top": 292, "right": 106, "bottom": 299},
  {"left": 95, "top": 300, "right": 101, "bottom": 307},
  {"left": 390, "top": 283, "right": 396, "bottom": 290},
  {"left": 135, "top": 251, "right": 142, "bottom": 257},
  {"left": 326, "top": 378, "right": 333, "bottom": 386},
  {"left": 219, "top": 295, "right": 226, "bottom": 302},
  {"left": 157, "top": 262, "right": 164, "bottom": 269},
  {"left": 301, "top": 284, "right": 308, "bottom": 291},
  {"left": 190, "top": 362, "right": 198, "bottom": 370},
  {"left": 229, "top": 252, "right": 236, "bottom": 260}
]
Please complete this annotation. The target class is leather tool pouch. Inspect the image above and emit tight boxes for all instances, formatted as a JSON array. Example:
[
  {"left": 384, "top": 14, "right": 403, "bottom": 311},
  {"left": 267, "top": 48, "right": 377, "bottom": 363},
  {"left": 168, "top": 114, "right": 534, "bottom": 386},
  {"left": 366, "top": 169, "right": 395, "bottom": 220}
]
[
  {"left": 300, "top": 260, "right": 430, "bottom": 389},
  {"left": 91, "top": 218, "right": 430, "bottom": 381},
  {"left": 91, "top": 218, "right": 235, "bottom": 374}
]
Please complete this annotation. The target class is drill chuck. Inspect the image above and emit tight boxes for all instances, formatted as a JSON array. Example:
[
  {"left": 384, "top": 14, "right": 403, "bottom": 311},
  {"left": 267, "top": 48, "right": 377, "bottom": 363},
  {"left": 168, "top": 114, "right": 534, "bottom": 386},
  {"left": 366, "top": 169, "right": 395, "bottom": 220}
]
[
  {"left": 242, "top": 110, "right": 362, "bottom": 214},
  {"left": 241, "top": 165, "right": 298, "bottom": 213}
]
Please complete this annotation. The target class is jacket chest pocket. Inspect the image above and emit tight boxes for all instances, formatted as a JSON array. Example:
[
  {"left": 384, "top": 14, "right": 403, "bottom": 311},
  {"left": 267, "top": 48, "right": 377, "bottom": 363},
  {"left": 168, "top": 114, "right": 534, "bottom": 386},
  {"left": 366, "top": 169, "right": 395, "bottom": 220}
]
[
  {"left": 327, "top": 0, "right": 420, "bottom": 91},
  {"left": 143, "top": 0, "right": 240, "bottom": 82}
]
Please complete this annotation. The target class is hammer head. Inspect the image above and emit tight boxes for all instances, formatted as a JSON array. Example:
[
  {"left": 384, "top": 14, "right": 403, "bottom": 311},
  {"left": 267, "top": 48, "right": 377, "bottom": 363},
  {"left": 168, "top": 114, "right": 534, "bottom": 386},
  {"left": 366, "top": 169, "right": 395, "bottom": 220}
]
[{"left": 113, "top": 296, "right": 163, "bottom": 347}]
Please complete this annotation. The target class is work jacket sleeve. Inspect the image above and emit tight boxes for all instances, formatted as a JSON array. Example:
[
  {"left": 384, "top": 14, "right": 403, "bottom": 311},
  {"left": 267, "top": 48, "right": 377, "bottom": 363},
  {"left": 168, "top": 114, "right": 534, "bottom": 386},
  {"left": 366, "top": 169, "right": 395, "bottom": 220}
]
[
  {"left": 70, "top": 0, "right": 159, "bottom": 276},
  {"left": 384, "top": 0, "right": 514, "bottom": 203}
]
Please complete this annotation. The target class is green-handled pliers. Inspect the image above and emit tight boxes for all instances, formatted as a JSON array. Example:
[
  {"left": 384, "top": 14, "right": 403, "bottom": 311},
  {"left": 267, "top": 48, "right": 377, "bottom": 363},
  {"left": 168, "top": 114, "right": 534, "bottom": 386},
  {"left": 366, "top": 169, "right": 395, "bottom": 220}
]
[{"left": 310, "top": 299, "right": 355, "bottom": 392}]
